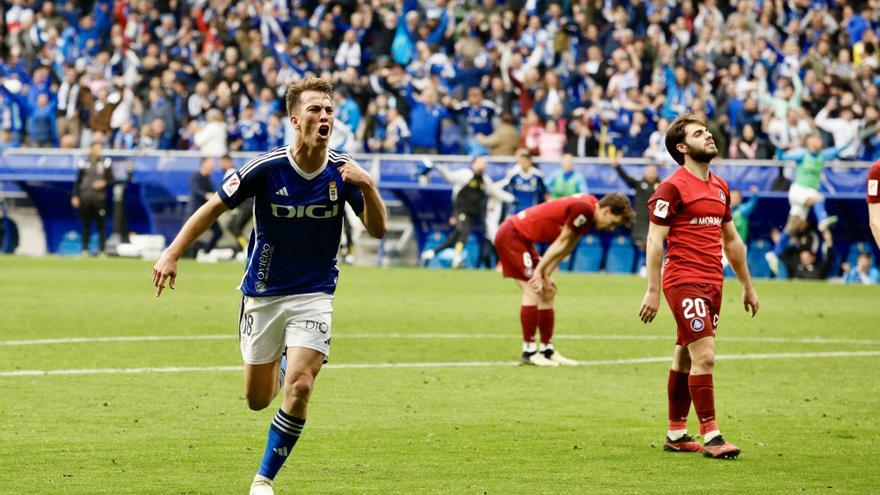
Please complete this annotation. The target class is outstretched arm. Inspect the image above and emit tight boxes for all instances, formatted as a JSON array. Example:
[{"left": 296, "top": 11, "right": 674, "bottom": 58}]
[
  {"left": 152, "top": 194, "right": 229, "bottom": 297},
  {"left": 639, "top": 222, "right": 668, "bottom": 323},
  {"left": 721, "top": 221, "right": 759, "bottom": 316}
]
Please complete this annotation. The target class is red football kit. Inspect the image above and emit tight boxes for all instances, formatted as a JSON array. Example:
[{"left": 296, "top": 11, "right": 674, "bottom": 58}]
[
  {"left": 648, "top": 167, "right": 732, "bottom": 345},
  {"left": 496, "top": 194, "right": 597, "bottom": 280},
  {"left": 867, "top": 160, "right": 880, "bottom": 204}
]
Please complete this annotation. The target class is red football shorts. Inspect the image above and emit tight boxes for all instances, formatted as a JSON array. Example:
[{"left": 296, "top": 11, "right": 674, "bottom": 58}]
[
  {"left": 496, "top": 220, "right": 540, "bottom": 281},
  {"left": 663, "top": 283, "right": 723, "bottom": 346}
]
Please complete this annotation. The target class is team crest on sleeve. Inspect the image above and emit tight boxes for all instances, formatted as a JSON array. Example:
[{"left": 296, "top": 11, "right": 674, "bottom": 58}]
[
  {"left": 869, "top": 179, "right": 879, "bottom": 196},
  {"left": 718, "top": 190, "right": 726, "bottom": 202},
  {"left": 654, "top": 199, "right": 669, "bottom": 218},
  {"left": 573, "top": 214, "right": 587, "bottom": 227},
  {"left": 329, "top": 181, "right": 338, "bottom": 201},
  {"left": 223, "top": 172, "right": 241, "bottom": 196}
]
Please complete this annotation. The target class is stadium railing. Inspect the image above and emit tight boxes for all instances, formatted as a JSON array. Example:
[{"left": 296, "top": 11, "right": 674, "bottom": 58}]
[{"left": 0, "top": 149, "right": 875, "bottom": 264}]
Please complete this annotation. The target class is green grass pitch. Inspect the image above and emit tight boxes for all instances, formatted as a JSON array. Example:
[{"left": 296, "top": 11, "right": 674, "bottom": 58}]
[{"left": 1, "top": 257, "right": 878, "bottom": 494}]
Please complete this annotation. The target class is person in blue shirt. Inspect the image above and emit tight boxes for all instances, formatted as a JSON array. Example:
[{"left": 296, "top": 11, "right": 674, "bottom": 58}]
[
  {"left": 502, "top": 148, "right": 548, "bottom": 214},
  {"left": 844, "top": 252, "right": 879, "bottom": 285},
  {"left": 406, "top": 82, "right": 447, "bottom": 154},
  {"left": 232, "top": 105, "right": 269, "bottom": 152},
  {"left": 152, "top": 78, "right": 387, "bottom": 495},
  {"left": 453, "top": 86, "right": 499, "bottom": 156}
]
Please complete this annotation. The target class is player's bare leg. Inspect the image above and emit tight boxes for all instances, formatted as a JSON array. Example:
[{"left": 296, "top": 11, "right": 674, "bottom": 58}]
[
  {"left": 535, "top": 279, "right": 576, "bottom": 365},
  {"left": 516, "top": 280, "right": 557, "bottom": 366},
  {"left": 250, "top": 347, "right": 325, "bottom": 494},
  {"left": 687, "top": 336, "right": 740, "bottom": 459},
  {"left": 243, "top": 359, "right": 284, "bottom": 411},
  {"left": 663, "top": 345, "right": 702, "bottom": 452}
]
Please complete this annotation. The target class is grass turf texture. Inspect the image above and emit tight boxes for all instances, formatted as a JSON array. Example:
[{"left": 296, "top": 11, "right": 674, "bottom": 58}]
[{"left": 0, "top": 257, "right": 878, "bottom": 494}]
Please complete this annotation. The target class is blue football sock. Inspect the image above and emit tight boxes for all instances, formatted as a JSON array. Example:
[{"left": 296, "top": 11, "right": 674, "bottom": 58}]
[
  {"left": 813, "top": 199, "right": 829, "bottom": 222},
  {"left": 774, "top": 231, "right": 790, "bottom": 256},
  {"left": 257, "top": 409, "right": 304, "bottom": 480}
]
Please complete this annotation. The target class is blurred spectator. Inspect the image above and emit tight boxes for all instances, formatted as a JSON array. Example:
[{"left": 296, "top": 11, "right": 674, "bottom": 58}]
[
  {"left": 781, "top": 244, "right": 835, "bottom": 281},
  {"left": 503, "top": 149, "right": 547, "bottom": 214},
  {"left": 730, "top": 187, "right": 759, "bottom": 243},
  {"left": 476, "top": 112, "right": 519, "bottom": 156},
  {"left": 193, "top": 109, "right": 228, "bottom": 157},
  {"left": 546, "top": 153, "right": 588, "bottom": 199},
  {"left": 189, "top": 157, "right": 222, "bottom": 254},
  {"left": 815, "top": 98, "right": 863, "bottom": 160},
  {"left": 611, "top": 152, "right": 661, "bottom": 275},
  {"left": 767, "top": 109, "right": 813, "bottom": 159},
  {"left": 843, "top": 252, "right": 879, "bottom": 285},
  {"left": 0, "top": 0, "right": 877, "bottom": 167},
  {"left": 71, "top": 137, "right": 112, "bottom": 256},
  {"left": 537, "top": 120, "right": 566, "bottom": 159},
  {"left": 728, "top": 124, "right": 772, "bottom": 160}
]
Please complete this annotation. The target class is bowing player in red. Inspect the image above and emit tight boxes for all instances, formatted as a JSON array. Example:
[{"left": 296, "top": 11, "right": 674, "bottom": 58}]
[
  {"left": 496, "top": 192, "right": 634, "bottom": 366},
  {"left": 639, "top": 114, "right": 759, "bottom": 459}
]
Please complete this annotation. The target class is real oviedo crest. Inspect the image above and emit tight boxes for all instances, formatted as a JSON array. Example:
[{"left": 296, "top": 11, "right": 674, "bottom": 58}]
[{"left": 329, "top": 181, "right": 338, "bottom": 201}]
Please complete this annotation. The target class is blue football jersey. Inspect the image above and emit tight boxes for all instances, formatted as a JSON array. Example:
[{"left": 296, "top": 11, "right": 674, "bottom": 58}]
[
  {"left": 504, "top": 168, "right": 547, "bottom": 213},
  {"left": 218, "top": 146, "right": 364, "bottom": 297}
]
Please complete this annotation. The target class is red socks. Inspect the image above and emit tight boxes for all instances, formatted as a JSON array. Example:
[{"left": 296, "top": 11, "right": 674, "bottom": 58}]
[
  {"left": 688, "top": 374, "right": 718, "bottom": 435},
  {"left": 667, "top": 370, "right": 691, "bottom": 431},
  {"left": 520, "top": 306, "right": 538, "bottom": 344},
  {"left": 537, "top": 309, "right": 554, "bottom": 345}
]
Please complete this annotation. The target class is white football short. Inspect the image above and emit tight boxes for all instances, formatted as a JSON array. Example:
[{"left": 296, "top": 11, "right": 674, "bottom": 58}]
[
  {"left": 788, "top": 183, "right": 819, "bottom": 219},
  {"left": 238, "top": 293, "right": 334, "bottom": 365}
]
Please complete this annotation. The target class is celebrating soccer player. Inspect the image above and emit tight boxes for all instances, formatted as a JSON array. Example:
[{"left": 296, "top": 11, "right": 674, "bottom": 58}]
[
  {"left": 496, "top": 192, "right": 634, "bottom": 366},
  {"left": 639, "top": 114, "right": 759, "bottom": 459},
  {"left": 152, "top": 78, "right": 387, "bottom": 495}
]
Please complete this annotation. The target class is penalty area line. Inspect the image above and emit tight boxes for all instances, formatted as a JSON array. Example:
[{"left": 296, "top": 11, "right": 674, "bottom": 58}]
[{"left": 1, "top": 350, "right": 879, "bottom": 378}]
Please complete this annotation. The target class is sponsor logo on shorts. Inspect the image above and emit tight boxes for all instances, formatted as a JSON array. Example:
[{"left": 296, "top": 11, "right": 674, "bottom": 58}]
[
  {"left": 305, "top": 320, "right": 329, "bottom": 334},
  {"left": 222, "top": 172, "right": 241, "bottom": 196},
  {"left": 691, "top": 318, "right": 705, "bottom": 331},
  {"left": 653, "top": 200, "right": 669, "bottom": 219},
  {"left": 255, "top": 282, "right": 267, "bottom": 293}
]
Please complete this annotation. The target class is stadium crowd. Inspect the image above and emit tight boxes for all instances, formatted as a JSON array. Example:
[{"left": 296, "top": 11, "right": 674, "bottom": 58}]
[{"left": 0, "top": 0, "right": 879, "bottom": 160}]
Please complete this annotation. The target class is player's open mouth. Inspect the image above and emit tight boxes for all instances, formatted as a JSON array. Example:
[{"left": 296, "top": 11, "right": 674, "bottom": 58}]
[{"left": 318, "top": 125, "right": 330, "bottom": 138}]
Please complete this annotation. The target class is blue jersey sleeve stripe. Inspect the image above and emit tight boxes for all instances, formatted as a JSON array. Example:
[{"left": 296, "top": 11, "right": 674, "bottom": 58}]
[{"left": 240, "top": 148, "right": 286, "bottom": 178}]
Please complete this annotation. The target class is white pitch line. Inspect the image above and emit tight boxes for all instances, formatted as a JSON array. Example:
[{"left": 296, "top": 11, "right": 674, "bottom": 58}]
[
  {"left": 1, "top": 351, "right": 879, "bottom": 378},
  {"left": 2, "top": 333, "right": 880, "bottom": 347}
]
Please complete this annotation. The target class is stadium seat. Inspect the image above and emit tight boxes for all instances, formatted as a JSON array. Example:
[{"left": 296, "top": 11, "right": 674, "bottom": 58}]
[
  {"left": 746, "top": 239, "right": 773, "bottom": 279},
  {"left": 604, "top": 235, "right": 635, "bottom": 274},
  {"left": 571, "top": 234, "right": 603, "bottom": 272},
  {"left": 57, "top": 231, "right": 100, "bottom": 256}
]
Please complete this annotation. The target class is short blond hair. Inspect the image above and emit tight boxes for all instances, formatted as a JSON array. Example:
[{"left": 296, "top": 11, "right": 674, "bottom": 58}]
[{"left": 285, "top": 77, "right": 334, "bottom": 116}]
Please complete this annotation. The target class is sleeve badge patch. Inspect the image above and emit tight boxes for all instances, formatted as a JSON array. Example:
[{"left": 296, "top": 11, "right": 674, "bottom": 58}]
[
  {"left": 222, "top": 173, "right": 241, "bottom": 197},
  {"left": 653, "top": 199, "right": 670, "bottom": 219}
]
